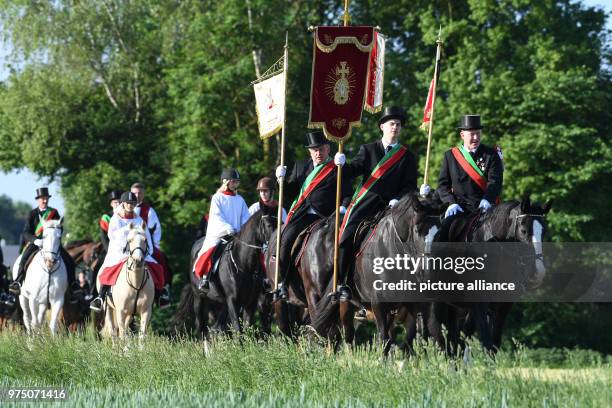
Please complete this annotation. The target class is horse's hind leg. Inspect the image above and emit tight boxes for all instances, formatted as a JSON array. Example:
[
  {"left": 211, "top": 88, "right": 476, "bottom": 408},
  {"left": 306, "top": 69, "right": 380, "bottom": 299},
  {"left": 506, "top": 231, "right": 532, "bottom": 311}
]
[
  {"left": 372, "top": 302, "right": 392, "bottom": 355},
  {"left": 226, "top": 297, "right": 242, "bottom": 335},
  {"left": 339, "top": 302, "right": 355, "bottom": 346}
]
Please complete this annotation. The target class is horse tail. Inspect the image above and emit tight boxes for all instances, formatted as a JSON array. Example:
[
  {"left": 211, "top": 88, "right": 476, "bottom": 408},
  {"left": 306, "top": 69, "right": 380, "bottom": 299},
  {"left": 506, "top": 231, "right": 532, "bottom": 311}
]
[
  {"left": 310, "top": 279, "right": 340, "bottom": 337},
  {"left": 170, "top": 283, "right": 194, "bottom": 330}
]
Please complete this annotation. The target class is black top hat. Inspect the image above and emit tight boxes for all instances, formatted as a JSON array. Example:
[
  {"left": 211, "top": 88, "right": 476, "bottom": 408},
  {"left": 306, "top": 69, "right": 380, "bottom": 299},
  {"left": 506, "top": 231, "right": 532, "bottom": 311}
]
[
  {"left": 378, "top": 106, "right": 406, "bottom": 126},
  {"left": 108, "top": 190, "right": 122, "bottom": 203},
  {"left": 458, "top": 115, "right": 483, "bottom": 130},
  {"left": 35, "top": 187, "right": 51, "bottom": 199},
  {"left": 304, "top": 130, "right": 330, "bottom": 148},
  {"left": 121, "top": 191, "right": 138, "bottom": 204},
  {"left": 220, "top": 168, "right": 241, "bottom": 181}
]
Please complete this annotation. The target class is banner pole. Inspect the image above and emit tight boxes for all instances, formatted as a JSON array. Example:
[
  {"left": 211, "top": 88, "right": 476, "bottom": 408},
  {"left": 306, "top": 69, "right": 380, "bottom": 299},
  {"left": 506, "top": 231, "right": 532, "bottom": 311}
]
[
  {"left": 274, "top": 32, "right": 289, "bottom": 293},
  {"left": 332, "top": 0, "right": 350, "bottom": 294},
  {"left": 423, "top": 27, "right": 443, "bottom": 186}
]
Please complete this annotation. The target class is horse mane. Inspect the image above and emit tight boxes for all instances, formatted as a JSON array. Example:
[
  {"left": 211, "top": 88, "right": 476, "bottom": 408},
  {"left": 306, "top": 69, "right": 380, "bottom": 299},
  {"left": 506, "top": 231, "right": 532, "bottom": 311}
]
[
  {"left": 483, "top": 200, "right": 520, "bottom": 238},
  {"left": 43, "top": 219, "right": 62, "bottom": 229},
  {"left": 394, "top": 191, "right": 421, "bottom": 214}
]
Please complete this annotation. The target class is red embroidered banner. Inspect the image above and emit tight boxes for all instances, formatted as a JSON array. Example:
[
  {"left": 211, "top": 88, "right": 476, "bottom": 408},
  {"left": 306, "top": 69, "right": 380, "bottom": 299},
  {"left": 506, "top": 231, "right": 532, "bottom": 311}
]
[{"left": 308, "top": 26, "right": 375, "bottom": 142}]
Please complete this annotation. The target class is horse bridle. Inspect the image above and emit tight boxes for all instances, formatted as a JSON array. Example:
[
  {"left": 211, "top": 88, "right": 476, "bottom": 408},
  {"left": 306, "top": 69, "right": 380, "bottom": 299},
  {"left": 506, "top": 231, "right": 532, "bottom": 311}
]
[
  {"left": 41, "top": 226, "right": 62, "bottom": 274},
  {"left": 510, "top": 213, "right": 547, "bottom": 264},
  {"left": 232, "top": 213, "right": 277, "bottom": 250}
]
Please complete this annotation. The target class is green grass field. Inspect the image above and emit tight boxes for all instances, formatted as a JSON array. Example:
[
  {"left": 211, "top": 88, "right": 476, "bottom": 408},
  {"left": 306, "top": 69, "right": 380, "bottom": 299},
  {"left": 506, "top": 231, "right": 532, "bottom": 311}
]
[{"left": 1, "top": 330, "right": 611, "bottom": 407}]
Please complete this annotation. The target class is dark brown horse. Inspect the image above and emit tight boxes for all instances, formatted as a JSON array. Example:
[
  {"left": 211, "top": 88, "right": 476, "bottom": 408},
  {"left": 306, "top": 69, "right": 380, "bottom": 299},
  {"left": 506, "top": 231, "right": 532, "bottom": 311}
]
[
  {"left": 173, "top": 205, "right": 277, "bottom": 338},
  {"left": 424, "top": 194, "right": 552, "bottom": 354},
  {"left": 311, "top": 193, "right": 444, "bottom": 353}
]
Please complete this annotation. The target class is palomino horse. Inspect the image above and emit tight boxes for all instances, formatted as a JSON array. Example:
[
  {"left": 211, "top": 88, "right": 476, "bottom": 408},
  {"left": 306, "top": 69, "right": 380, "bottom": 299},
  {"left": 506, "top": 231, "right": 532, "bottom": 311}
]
[
  {"left": 13, "top": 219, "right": 68, "bottom": 335},
  {"left": 173, "top": 205, "right": 277, "bottom": 338},
  {"left": 99, "top": 223, "right": 154, "bottom": 341}
]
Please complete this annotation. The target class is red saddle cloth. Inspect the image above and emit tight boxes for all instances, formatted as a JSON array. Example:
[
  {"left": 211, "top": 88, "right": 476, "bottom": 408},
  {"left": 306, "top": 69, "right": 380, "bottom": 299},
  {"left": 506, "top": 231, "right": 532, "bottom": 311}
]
[
  {"left": 99, "top": 260, "right": 164, "bottom": 289},
  {"left": 194, "top": 245, "right": 217, "bottom": 279}
]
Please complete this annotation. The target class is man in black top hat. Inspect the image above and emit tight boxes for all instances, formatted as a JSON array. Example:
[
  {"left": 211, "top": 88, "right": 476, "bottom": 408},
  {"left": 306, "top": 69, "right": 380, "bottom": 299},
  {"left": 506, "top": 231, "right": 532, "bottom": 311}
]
[
  {"left": 273, "top": 130, "right": 353, "bottom": 301},
  {"left": 9, "top": 187, "right": 79, "bottom": 297},
  {"left": 429, "top": 114, "right": 503, "bottom": 240},
  {"left": 99, "top": 190, "right": 122, "bottom": 252},
  {"left": 333, "top": 106, "right": 418, "bottom": 301}
]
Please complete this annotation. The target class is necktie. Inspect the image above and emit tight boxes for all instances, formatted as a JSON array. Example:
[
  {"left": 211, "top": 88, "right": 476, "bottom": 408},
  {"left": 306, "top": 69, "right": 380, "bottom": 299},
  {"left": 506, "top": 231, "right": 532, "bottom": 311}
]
[{"left": 385, "top": 145, "right": 392, "bottom": 154}]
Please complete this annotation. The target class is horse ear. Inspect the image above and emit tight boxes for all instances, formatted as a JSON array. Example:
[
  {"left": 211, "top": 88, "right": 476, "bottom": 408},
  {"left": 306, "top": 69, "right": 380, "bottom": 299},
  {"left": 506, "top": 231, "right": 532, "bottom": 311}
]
[
  {"left": 542, "top": 200, "right": 553, "bottom": 214},
  {"left": 520, "top": 192, "right": 531, "bottom": 213},
  {"left": 59, "top": 216, "right": 64, "bottom": 227},
  {"left": 129, "top": 222, "right": 134, "bottom": 230}
]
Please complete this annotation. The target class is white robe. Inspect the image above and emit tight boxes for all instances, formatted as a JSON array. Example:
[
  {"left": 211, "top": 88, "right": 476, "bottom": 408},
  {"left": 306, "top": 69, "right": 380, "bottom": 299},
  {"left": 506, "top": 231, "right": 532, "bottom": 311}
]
[
  {"left": 99, "top": 213, "right": 157, "bottom": 271},
  {"left": 135, "top": 204, "right": 161, "bottom": 248},
  {"left": 248, "top": 202, "right": 287, "bottom": 223},
  {"left": 196, "top": 192, "right": 250, "bottom": 264}
]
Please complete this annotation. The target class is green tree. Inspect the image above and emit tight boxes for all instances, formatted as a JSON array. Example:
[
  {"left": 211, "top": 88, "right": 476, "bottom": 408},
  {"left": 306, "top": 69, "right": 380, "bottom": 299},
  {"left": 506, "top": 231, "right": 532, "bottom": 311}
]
[{"left": 0, "top": 195, "right": 30, "bottom": 244}]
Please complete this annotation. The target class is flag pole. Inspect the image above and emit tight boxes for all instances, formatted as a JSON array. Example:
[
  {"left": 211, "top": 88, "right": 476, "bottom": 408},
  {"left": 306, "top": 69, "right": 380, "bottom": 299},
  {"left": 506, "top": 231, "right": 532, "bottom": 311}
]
[
  {"left": 332, "top": 0, "right": 350, "bottom": 295},
  {"left": 423, "top": 27, "right": 443, "bottom": 186},
  {"left": 273, "top": 32, "right": 289, "bottom": 293}
]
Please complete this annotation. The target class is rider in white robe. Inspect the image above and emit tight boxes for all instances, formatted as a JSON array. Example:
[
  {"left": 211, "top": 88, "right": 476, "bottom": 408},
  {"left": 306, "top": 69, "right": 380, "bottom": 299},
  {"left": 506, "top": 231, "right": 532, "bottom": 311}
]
[{"left": 193, "top": 168, "right": 250, "bottom": 292}]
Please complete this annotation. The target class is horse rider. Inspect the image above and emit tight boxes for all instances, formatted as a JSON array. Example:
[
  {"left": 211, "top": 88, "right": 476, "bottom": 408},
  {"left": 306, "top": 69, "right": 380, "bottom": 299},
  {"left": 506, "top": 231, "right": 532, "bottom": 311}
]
[
  {"left": 90, "top": 191, "right": 167, "bottom": 312},
  {"left": 9, "top": 187, "right": 80, "bottom": 298},
  {"left": 193, "top": 168, "right": 250, "bottom": 292},
  {"left": 333, "top": 106, "right": 419, "bottom": 302},
  {"left": 130, "top": 182, "right": 171, "bottom": 305},
  {"left": 248, "top": 176, "right": 287, "bottom": 222},
  {"left": 425, "top": 114, "right": 503, "bottom": 240},
  {"left": 273, "top": 130, "right": 353, "bottom": 301}
]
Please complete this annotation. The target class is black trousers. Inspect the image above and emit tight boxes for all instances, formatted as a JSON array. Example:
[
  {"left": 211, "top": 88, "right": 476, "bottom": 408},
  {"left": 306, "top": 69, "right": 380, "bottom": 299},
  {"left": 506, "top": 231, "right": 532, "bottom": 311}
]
[
  {"left": 16, "top": 244, "right": 76, "bottom": 285},
  {"left": 277, "top": 213, "right": 320, "bottom": 283}
]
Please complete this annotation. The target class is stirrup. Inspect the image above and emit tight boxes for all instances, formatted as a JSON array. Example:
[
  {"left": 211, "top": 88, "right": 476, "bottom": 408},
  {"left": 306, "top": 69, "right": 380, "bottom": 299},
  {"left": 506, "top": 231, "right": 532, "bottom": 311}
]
[
  {"left": 9, "top": 281, "right": 21, "bottom": 295},
  {"left": 198, "top": 277, "right": 210, "bottom": 293},
  {"left": 90, "top": 297, "right": 104, "bottom": 312},
  {"left": 338, "top": 285, "right": 352, "bottom": 303}
]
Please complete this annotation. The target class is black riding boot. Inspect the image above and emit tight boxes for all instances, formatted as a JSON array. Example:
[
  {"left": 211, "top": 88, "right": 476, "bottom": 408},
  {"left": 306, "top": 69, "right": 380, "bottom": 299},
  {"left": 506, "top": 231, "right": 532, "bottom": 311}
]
[
  {"left": 9, "top": 244, "right": 39, "bottom": 295},
  {"left": 334, "top": 245, "right": 353, "bottom": 303}
]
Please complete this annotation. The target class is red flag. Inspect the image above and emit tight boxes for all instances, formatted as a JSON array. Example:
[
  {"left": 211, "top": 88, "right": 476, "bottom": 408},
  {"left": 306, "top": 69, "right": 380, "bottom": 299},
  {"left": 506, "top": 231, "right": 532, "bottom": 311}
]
[
  {"left": 420, "top": 78, "right": 435, "bottom": 130},
  {"left": 308, "top": 26, "right": 375, "bottom": 142}
]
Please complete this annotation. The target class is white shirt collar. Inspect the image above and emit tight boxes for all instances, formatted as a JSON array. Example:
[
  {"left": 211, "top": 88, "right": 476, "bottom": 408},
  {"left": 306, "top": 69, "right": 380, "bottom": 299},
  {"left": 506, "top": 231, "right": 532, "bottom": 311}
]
[{"left": 382, "top": 141, "right": 398, "bottom": 150}]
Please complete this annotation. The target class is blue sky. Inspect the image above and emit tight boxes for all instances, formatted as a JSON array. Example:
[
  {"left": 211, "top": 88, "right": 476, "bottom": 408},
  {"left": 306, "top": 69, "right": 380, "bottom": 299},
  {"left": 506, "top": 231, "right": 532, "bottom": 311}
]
[{"left": 0, "top": 0, "right": 610, "bottom": 215}]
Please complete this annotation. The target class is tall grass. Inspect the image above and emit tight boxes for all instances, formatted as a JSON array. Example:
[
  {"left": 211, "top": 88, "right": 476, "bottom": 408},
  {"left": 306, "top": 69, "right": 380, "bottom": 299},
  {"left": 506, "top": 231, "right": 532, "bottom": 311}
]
[{"left": 1, "top": 330, "right": 610, "bottom": 407}]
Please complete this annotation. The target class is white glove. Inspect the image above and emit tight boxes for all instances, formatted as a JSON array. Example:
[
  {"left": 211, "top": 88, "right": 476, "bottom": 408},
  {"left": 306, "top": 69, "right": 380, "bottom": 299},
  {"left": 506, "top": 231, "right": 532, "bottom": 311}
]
[
  {"left": 339, "top": 206, "right": 347, "bottom": 214},
  {"left": 388, "top": 199, "right": 399, "bottom": 208},
  {"left": 478, "top": 199, "right": 492, "bottom": 211},
  {"left": 334, "top": 153, "right": 346, "bottom": 166},
  {"left": 275, "top": 166, "right": 286, "bottom": 179},
  {"left": 34, "top": 239, "right": 43, "bottom": 247},
  {"left": 445, "top": 203, "right": 463, "bottom": 218},
  {"left": 419, "top": 184, "right": 431, "bottom": 196}
]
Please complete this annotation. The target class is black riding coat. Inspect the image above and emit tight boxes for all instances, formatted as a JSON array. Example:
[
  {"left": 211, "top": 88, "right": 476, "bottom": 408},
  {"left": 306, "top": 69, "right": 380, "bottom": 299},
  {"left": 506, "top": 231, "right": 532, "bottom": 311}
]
[
  {"left": 340, "top": 140, "right": 418, "bottom": 242},
  {"left": 285, "top": 158, "right": 353, "bottom": 224},
  {"left": 437, "top": 143, "right": 503, "bottom": 213},
  {"left": 20, "top": 207, "right": 60, "bottom": 251}
]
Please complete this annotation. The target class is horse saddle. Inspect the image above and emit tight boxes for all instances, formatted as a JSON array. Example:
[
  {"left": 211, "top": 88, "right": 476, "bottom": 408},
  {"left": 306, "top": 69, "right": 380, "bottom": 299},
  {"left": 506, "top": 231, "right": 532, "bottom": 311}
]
[
  {"left": 209, "top": 236, "right": 234, "bottom": 279},
  {"left": 292, "top": 217, "right": 329, "bottom": 267},
  {"left": 446, "top": 212, "right": 483, "bottom": 242},
  {"left": 354, "top": 207, "right": 390, "bottom": 249}
]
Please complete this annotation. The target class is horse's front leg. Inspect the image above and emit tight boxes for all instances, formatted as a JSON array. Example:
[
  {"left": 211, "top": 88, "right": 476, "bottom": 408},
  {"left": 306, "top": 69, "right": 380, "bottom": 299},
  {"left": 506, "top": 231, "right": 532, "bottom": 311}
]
[
  {"left": 20, "top": 296, "right": 32, "bottom": 333},
  {"left": 115, "top": 308, "right": 128, "bottom": 340},
  {"left": 225, "top": 297, "right": 242, "bottom": 335},
  {"left": 48, "top": 299, "right": 64, "bottom": 336},
  {"left": 139, "top": 306, "right": 152, "bottom": 347},
  {"left": 471, "top": 302, "right": 493, "bottom": 352},
  {"left": 34, "top": 300, "right": 46, "bottom": 334},
  {"left": 372, "top": 302, "right": 392, "bottom": 356}
]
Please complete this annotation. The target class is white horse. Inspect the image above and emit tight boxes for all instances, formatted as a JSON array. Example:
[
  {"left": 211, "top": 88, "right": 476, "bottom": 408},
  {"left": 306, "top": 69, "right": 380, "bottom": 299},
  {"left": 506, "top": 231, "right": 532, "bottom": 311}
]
[
  {"left": 12, "top": 218, "right": 67, "bottom": 335},
  {"left": 99, "top": 223, "right": 154, "bottom": 342}
]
